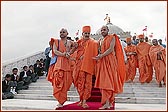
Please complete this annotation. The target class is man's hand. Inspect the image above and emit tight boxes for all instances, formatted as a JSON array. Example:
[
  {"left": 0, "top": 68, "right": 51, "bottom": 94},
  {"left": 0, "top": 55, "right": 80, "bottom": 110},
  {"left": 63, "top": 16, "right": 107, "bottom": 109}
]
[
  {"left": 65, "top": 52, "right": 70, "bottom": 58},
  {"left": 92, "top": 54, "right": 102, "bottom": 60},
  {"left": 79, "top": 55, "right": 84, "bottom": 60},
  {"left": 62, "top": 52, "right": 70, "bottom": 58}
]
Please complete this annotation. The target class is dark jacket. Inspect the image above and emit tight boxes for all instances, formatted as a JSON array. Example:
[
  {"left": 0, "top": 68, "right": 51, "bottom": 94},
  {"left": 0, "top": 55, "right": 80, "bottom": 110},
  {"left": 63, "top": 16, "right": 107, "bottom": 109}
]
[
  {"left": 2, "top": 80, "right": 9, "bottom": 92},
  {"left": 19, "top": 71, "right": 30, "bottom": 81},
  {"left": 11, "top": 74, "right": 19, "bottom": 82}
]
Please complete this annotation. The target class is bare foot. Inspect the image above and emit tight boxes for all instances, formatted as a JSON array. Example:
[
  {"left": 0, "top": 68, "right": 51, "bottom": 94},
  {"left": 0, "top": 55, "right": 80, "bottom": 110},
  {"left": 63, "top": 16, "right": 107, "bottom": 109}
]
[
  {"left": 108, "top": 103, "right": 114, "bottom": 108},
  {"left": 99, "top": 104, "right": 109, "bottom": 109},
  {"left": 159, "top": 83, "right": 162, "bottom": 87},
  {"left": 77, "top": 101, "right": 82, "bottom": 106},
  {"left": 82, "top": 103, "right": 89, "bottom": 108},
  {"left": 55, "top": 103, "right": 63, "bottom": 109}
]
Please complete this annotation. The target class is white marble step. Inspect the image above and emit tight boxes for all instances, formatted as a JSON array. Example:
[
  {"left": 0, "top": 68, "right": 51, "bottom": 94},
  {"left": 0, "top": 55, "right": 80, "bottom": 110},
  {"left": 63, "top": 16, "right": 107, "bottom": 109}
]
[
  {"left": 116, "top": 92, "right": 166, "bottom": 98},
  {"left": 18, "top": 90, "right": 79, "bottom": 96},
  {"left": 2, "top": 99, "right": 74, "bottom": 110},
  {"left": 27, "top": 85, "right": 77, "bottom": 91},
  {"left": 115, "top": 97, "right": 166, "bottom": 104},
  {"left": 14, "top": 94, "right": 79, "bottom": 101},
  {"left": 13, "top": 93, "right": 166, "bottom": 104}
]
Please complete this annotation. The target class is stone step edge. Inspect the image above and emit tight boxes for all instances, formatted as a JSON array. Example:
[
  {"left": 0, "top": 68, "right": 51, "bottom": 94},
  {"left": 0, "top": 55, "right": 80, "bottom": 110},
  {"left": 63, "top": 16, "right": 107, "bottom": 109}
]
[
  {"left": 14, "top": 94, "right": 166, "bottom": 100},
  {"left": 18, "top": 91, "right": 166, "bottom": 94}
]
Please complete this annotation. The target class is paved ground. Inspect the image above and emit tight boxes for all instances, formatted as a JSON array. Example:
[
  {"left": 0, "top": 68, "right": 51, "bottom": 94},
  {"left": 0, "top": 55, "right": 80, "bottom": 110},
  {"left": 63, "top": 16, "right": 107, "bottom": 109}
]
[{"left": 2, "top": 99, "right": 166, "bottom": 110}]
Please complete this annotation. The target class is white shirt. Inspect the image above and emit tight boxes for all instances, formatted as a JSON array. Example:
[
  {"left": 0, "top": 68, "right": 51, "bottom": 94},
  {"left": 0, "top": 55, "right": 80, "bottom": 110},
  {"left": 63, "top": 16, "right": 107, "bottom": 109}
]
[
  {"left": 49, "top": 50, "right": 52, "bottom": 57},
  {"left": 119, "top": 39, "right": 127, "bottom": 62},
  {"left": 23, "top": 71, "right": 27, "bottom": 77},
  {"left": 14, "top": 74, "right": 17, "bottom": 80}
]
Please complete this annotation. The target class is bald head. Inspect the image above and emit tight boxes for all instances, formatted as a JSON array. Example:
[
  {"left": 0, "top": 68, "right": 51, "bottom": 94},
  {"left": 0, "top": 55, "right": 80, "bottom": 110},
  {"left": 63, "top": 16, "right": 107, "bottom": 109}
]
[
  {"left": 60, "top": 28, "right": 68, "bottom": 38},
  {"left": 101, "top": 25, "right": 109, "bottom": 37},
  {"left": 60, "top": 28, "right": 68, "bottom": 33}
]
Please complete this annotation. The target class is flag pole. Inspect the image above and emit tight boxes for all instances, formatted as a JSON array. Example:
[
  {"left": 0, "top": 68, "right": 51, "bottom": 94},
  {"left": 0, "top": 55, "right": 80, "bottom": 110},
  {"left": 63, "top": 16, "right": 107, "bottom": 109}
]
[{"left": 146, "top": 26, "right": 147, "bottom": 37}]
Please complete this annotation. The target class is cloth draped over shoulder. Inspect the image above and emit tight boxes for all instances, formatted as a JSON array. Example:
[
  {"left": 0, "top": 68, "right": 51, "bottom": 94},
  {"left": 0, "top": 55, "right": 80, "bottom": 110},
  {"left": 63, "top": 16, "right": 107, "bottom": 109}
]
[
  {"left": 124, "top": 44, "right": 137, "bottom": 81},
  {"left": 149, "top": 45, "right": 166, "bottom": 83},
  {"left": 72, "top": 37, "right": 98, "bottom": 101},
  {"left": 47, "top": 38, "right": 71, "bottom": 82},
  {"left": 80, "top": 38, "right": 98, "bottom": 75},
  {"left": 47, "top": 38, "right": 73, "bottom": 105},
  {"left": 47, "top": 38, "right": 56, "bottom": 83},
  {"left": 95, "top": 34, "right": 126, "bottom": 93},
  {"left": 136, "top": 42, "right": 153, "bottom": 83},
  {"left": 73, "top": 37, "right": 98, "bottom": 86},
  {"left": 114, "top": 34, "right": 126, "bottom": 86}
]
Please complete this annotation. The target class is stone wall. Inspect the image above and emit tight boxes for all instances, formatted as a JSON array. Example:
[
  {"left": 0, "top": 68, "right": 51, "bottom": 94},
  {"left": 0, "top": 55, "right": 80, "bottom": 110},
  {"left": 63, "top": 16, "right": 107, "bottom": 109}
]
[{"left": 2, "top": 51, "right": 45, "bottom": 79}]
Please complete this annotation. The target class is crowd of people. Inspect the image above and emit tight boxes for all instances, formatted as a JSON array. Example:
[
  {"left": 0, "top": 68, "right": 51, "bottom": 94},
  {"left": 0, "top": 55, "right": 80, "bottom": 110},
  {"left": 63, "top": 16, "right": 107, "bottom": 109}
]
[
  {"left": 124, "top": 35, "right": 166, "bottom": 87},
  {"left": 2, "top": 25, "right": 166, "bottom": 110},
  {"left": 2, "top": 58, "right": 46, "bottom": 100},
  {"left": 45, "top": 25, "right": 166, "bottom": 110}
]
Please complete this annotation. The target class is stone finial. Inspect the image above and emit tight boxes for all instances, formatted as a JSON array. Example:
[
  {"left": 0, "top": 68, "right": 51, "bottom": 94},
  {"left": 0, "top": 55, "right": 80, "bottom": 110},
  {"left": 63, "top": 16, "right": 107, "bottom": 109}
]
[{"left": 104, "top": 14, "right": 111, "bottom": 24}]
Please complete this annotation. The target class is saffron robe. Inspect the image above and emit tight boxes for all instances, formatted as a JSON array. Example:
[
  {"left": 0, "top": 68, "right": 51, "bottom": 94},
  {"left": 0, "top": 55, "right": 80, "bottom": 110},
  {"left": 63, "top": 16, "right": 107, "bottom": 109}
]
[
  {"left": 94, "top": 34, "right": 126, "bottom": 105},
  {"left": 149, "top": 45, "right": 166, "bottom": 84},
  {"left": 136, "top": 42, "right": 153, "bottom": 83}
]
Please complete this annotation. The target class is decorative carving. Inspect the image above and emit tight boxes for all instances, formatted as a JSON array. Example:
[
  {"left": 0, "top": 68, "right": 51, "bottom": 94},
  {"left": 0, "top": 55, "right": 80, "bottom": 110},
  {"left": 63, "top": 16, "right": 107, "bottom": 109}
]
[{"left": 104, "top": 14, "right": 111, "bottom": 24}]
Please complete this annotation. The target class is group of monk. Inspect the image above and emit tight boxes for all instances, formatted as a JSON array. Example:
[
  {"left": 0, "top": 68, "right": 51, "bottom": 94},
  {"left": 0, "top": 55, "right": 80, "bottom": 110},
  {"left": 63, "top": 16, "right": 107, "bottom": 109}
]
[
  {"left": 124, "top": 34, "right": 166, "bottom": 88},
  {"left": 46, "top": 25, "right": 166, "bottom": 110}
]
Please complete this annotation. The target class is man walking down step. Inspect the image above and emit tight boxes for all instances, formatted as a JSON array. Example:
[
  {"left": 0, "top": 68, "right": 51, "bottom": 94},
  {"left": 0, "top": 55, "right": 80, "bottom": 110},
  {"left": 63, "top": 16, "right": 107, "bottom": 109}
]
[
  {"left": 93, "top": 25, "right": 126, "bottom": 109},
  {"left": 47, "top": 28, "right": 76, "bottom": 109},
  {"left": 73, "top": 26, "right": 98, "bottom": 108}
]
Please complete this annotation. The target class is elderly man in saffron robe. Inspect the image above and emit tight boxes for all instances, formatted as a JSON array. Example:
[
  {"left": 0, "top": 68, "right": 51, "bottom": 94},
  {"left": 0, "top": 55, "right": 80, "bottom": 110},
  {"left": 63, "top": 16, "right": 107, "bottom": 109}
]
[
  {"left": 149, "top": 39, "right": 166, "bottom": 87},
  {"left": 93, "top": 25, "right": 126, "bottom": 109},
  {"left": 136, "top": 34, "right": 153, "bottom": 84},
  {"left": 73, "top": 26, "right": 98, "bottom": 108}
]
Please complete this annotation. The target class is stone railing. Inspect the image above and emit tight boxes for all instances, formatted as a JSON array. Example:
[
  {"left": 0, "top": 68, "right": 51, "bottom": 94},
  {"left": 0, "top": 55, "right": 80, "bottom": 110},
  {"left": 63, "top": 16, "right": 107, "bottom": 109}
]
[{"left": 2, "top": 51, "right": 45, "bottom": 79}]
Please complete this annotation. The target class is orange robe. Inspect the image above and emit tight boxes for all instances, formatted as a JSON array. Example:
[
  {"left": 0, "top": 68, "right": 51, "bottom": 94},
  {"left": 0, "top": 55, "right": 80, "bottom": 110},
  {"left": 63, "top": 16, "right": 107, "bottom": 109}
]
[
  {"left": 47, "top": 38, "right": 56, "bottom": 83},
  {"left": 47, "top": 39, "right": 73, "bottom": 105},
  {"left": 136, "top": 42, "right": 153, "bottom": 83},
  {"left": 73, "top": 37, "right": 98, "bottom": 101},
  {"left": 94, "top": 34, "right": 126, "bottom": 105},
  {"left": 70, "top": 51, "right": 77, "bottom": 71},
  {"left": 70, "top": 51, "right": 77, "bottom": 84},
  {"left": 149, "top": 45, "right": 166, "bottom": 84},
  {"left": 124, "top": 44, "right": 137, "bottom": 81}
]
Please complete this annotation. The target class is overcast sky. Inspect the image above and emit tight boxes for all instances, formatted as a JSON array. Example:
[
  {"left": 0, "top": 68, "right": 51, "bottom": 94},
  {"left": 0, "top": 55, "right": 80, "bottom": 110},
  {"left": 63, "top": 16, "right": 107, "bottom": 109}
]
[{"left": 1, "top": 1, "right": 167, "bottom": 63}]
